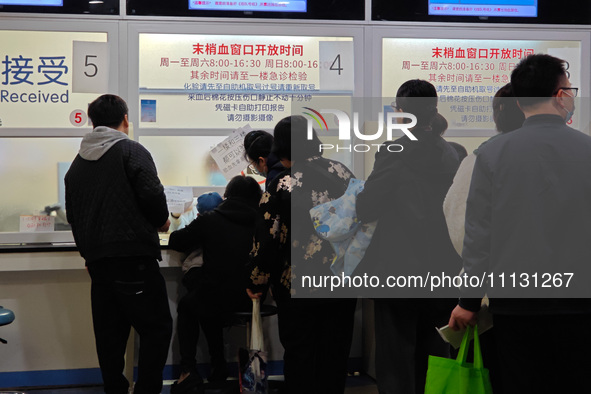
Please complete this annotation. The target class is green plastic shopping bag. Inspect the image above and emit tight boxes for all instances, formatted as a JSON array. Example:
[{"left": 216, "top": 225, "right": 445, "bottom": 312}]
[{"left": 425, "top": 325, "right": 493, "bottom": 394}]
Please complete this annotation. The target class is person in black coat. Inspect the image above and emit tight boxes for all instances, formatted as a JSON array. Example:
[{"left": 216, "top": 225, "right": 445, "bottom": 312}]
[
  {"left": 168, "top": 176, "right": 262, "bottom": 393},
  {"left": 248, "top": 116, "right": 357, "bottom": 394},
  {"left": 65, "top": 94, "right": 172, "bottom": 394},
  {"left": 356, "top": 80, "right": 462, "bottom": 394},
  {"left": 243, "top": 129, "right": 285, "bottom": 190}
]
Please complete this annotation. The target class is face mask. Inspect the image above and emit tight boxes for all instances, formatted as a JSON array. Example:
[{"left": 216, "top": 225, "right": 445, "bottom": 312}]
[
  {"left": 248, "top": 161, "right": 267, "bottom": 177},
  {"left": 254, "top": 168, "right": 267, "bottom": 177},
  {"left": 562, "top": 103, "right": 575, "bottom": 123},
  {"left": 560, "top": 89, "right": 576, "bottom": 123}
]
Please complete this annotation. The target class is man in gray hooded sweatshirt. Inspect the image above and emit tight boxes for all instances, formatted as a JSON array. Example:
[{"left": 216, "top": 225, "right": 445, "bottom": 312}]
[{"left": 65, "top": 94, "right": 172, "bottom": 394}]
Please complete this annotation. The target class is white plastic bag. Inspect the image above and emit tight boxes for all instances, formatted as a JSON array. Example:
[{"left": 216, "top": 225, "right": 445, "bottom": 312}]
[
  {"left": 250, "top": 298, "right": 264, "bottom": 351},
  {"left": 239, "top": 298, "right": 268, "bottom": 393}
]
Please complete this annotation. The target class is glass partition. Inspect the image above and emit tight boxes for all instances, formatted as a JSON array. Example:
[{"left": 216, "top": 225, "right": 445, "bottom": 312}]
[{"left": 0, "top": 137, "right": 80, "bottom": 233}]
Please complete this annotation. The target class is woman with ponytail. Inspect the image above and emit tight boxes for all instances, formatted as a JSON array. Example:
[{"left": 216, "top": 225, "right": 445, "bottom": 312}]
[
  {"left": 356, "top": 79, "right": 462, "bottom": 394},
  {"left": 243, "top": 130, "right": 285, "bottom": 189}
]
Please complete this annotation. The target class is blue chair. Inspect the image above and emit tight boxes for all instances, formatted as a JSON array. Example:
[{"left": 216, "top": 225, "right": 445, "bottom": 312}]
[
  {"left": 0, "top": 307, "right": 24, "bottom": 394},
  {"left": 0, "top": 306, "right": 15, "bottom": 344}
]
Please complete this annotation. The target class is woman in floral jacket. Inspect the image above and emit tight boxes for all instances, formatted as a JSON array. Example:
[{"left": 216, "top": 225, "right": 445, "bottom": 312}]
[{"left": 249, "top": 115, "right": 357, "bottom": 394}]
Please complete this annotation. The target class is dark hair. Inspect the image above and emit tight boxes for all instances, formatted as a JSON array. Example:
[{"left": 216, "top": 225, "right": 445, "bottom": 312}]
[
  {"left": 511, "top": 54, "right": 567, "bottom": 109},
  {"left": 431, "top": 113, "right": 449, "bottom": 136},
  {"left": 244, "top": 130, "right": 273, "bottom": 161},
  {"left": 272, "top": 115, "right": 323, "bottom": 161},
  {"left": 448, "top": 141, "right": 468, "bottom": 163},
  {"left": 394, "top": 79, "right": 441, "bottom": 131},
  {"left": 224, "top": 175, "right": 262, "bottom": 207},
  {"left": 88, "top": 94, "right": 128, "bottom": 129},
  {"left": 493, "top": 83, "right": 525, "bottom": 133}
]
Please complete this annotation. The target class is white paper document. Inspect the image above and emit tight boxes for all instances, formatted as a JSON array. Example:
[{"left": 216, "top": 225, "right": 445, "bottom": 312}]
[{"left": 436, "top": 304, "right": 494, "bottom": 349}]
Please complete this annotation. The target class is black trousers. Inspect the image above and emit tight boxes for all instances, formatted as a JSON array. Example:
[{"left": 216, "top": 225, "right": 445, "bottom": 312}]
[
  {"left": 493, "top": 313, "right": 591, "bottom": 394},
  {"left": 374, "top": 299, "right": 454, "bottom": 394},
  {"left": 276, "top": 297, "right": 357, "bottom": 394},
  {"left": 176, "top": 268, "right": 250, "bottom": 374},
  {"left": 87, "top": 258, "right": 173, "bottom": 394},
  {"left": 176, "top": 288, "right": 227, "bottom": 373}
]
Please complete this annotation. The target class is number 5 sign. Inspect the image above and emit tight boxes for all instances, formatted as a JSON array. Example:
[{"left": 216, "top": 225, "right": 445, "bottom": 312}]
[
  {"left": 69, "top": 109, "right": 88, "bottom": 127},
  {"left": 72, "top": 41, "right": 109, "bottom": 93}
]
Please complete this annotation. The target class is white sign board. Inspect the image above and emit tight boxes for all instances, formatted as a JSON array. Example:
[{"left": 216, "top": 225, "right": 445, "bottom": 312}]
[
  {"left": 138, "top": 34, "right": 355, "bottom": 130},
  {"left": 209, "top": 124, "right": 253, "bottom": 180},
  {"left": 0, "top": 30, "right": 107, "bottom": 129},
  {"left": 382, "top": 38, "right": 582, "bottom": 131}
]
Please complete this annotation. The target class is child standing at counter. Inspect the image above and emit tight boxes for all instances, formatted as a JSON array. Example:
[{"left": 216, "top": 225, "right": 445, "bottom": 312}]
[{"left": 168, "top": 176, "right": 262, "bottom": 394}]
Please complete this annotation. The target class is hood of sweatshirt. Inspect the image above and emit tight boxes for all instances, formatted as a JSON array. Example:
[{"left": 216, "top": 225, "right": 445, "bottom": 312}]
[
  {"left": 214, "top": 198, "right": 258, "bottom": 226},
  {"left": 79, "top": 126, "right": 129, "bottom": 161}
]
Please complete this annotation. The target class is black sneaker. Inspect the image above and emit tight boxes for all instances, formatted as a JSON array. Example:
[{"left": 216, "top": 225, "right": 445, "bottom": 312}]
[
  {"left": 170, "top": 372, "right": 204, "bottom": 394},
  {"left": 207, "top": 361, "right": 229, "bottom": 383}
]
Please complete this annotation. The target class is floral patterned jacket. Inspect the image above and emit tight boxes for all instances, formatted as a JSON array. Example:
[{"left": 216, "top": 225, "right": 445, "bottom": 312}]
[{"left": 249, "top": 155, "right": 354, "bottom": 300}]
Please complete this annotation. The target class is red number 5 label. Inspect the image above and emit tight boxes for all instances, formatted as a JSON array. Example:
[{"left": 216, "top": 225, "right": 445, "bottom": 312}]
[{"left": 70, "top": 109, "right": 88, "bottom": 127}]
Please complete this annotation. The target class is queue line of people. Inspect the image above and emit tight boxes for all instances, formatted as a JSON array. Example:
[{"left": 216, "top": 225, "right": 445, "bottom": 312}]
[{"left": 65, "top": 51, "right": 591, "bottom": 394}]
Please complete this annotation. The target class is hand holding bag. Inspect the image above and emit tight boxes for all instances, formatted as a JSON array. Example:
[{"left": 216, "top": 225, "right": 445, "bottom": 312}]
[{"left": 425, "top": 325, "right": 493, "bottom": 394}]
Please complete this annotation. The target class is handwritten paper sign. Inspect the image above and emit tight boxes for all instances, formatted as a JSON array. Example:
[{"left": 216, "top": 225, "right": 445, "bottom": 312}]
[
  {"left": 19, "top": 215, "right": 55, "bottom": 232},
  {"left": 209, "top": 124, "right": 253, "bottom": 180},
  {"left": 164, "top": 186, "right": 194, "bottom": 214}
]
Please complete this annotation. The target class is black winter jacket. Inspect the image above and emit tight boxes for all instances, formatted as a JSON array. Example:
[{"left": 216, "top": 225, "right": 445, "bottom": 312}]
[
  {"left": 65, "top": 130, "right": 169, "bottom": 263},
  {"left": 356, "top": 129, "right": 462, "bottom": 298},
  {"left": 168, "top": 198, "right": 259, "bottom": 299},
  {"left": 264, "top": 152, "right": 285, "bottom": 190}
]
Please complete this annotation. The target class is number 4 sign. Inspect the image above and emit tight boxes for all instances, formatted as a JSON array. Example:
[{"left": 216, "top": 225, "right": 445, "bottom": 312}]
[
  {"left": 72, "top": 41, "right": 109, "bottom": 94},
  {"left": 319, "top": 41, "right": 354, "bottom": 92}
]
